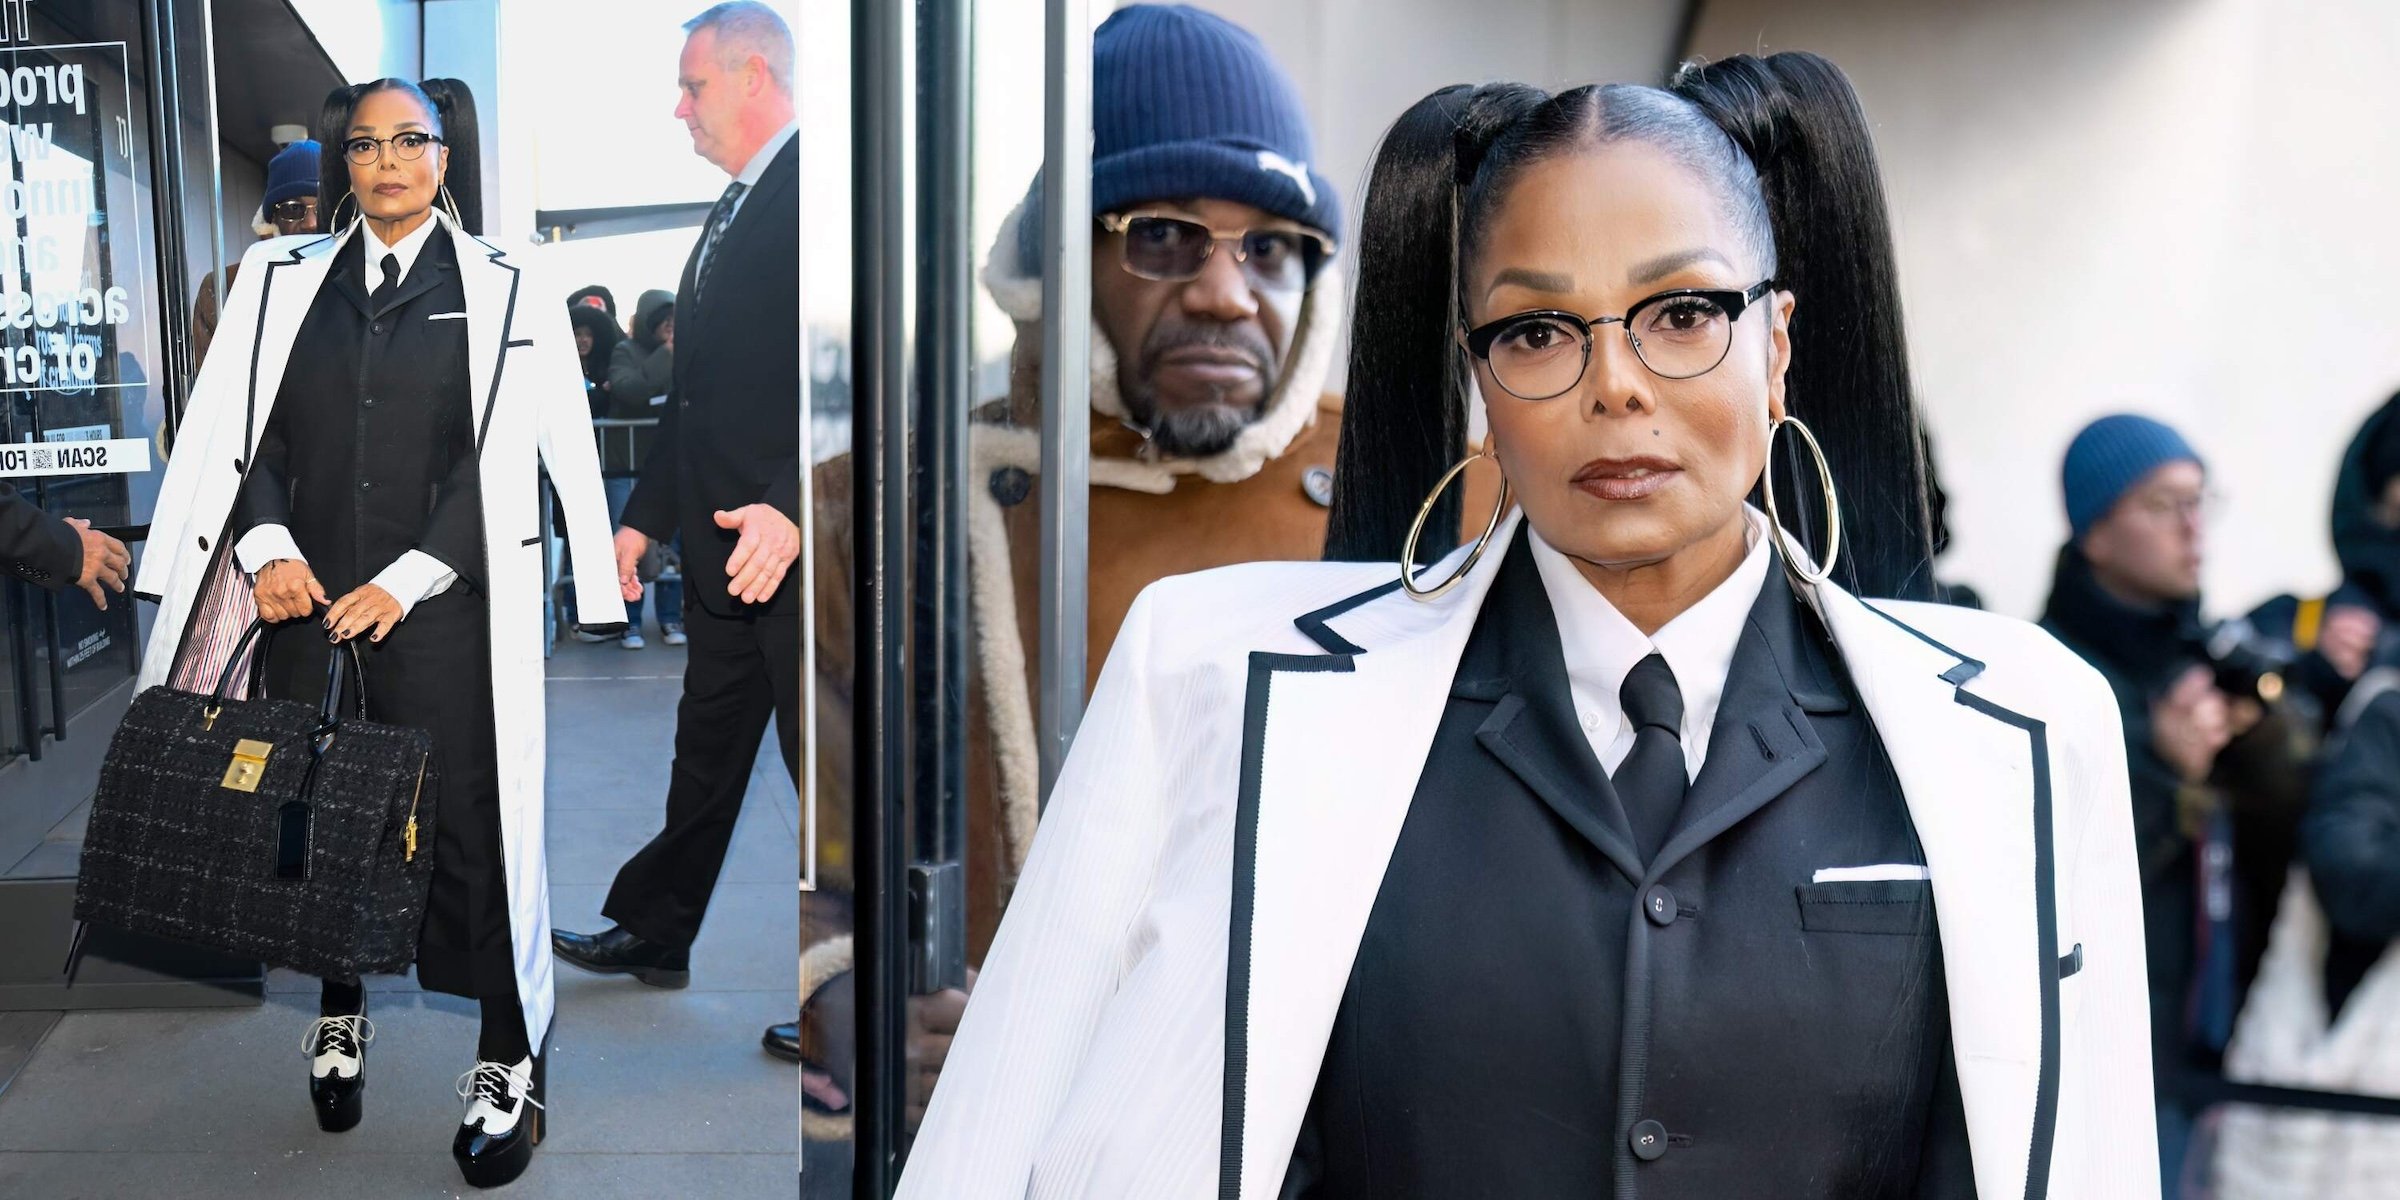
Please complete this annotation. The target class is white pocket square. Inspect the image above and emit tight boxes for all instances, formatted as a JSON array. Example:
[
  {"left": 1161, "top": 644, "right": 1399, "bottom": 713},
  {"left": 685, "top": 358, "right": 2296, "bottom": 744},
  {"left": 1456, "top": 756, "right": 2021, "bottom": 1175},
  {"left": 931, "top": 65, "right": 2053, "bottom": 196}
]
[
  {"left": 426, "top": 311, "right": 468, "bottom": 321},
  {"left": 1812, "top": 864, "right": 1930, "bottom": 883}
]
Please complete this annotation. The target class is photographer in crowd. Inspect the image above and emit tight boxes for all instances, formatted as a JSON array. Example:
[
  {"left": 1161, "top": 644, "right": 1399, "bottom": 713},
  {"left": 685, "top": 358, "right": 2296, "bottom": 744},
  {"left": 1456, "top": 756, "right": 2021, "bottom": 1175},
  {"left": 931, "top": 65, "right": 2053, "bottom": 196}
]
[{"left": 2039, "top": 414, "right": 2316, "bottom": 1189}]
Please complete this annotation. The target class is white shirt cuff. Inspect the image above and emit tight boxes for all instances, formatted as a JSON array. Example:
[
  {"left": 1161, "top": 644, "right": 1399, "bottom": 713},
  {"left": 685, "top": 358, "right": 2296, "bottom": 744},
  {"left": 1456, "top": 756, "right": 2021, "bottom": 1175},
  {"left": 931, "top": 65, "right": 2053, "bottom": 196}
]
[
  {"left": 370, "top": 550, "right": 458, "bottom": 618},
  {"left": 234, "top": 524, "right": 304, "bottom": 574}
]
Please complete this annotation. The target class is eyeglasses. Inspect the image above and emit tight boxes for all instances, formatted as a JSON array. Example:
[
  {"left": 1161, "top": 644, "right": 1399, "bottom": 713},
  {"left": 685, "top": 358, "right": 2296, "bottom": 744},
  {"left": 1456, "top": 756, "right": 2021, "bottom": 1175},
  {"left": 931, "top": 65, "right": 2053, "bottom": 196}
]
[
  {"left": 2127, "top": 489, "right": 2221, "bottom": 526},
  {"left": 1464, "top": 280, "right": 1777, "bottom": 400},
  {"left": 269, "top": 197, "right": 316, "bottom": 222},
  {"left": 1098, "top": 211, "right": 1332, "bottom": 293},
  {"left": 341, "top": 131, "right": 443, "bottom": 165}
]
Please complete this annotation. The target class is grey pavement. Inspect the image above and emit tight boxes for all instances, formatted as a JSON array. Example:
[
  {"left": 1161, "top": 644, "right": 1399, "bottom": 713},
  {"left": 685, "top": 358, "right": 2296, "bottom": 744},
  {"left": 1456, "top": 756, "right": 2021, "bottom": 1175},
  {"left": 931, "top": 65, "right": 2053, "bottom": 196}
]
[{"left": 0, "top": 634, "right": 801, "bottom": 1198}]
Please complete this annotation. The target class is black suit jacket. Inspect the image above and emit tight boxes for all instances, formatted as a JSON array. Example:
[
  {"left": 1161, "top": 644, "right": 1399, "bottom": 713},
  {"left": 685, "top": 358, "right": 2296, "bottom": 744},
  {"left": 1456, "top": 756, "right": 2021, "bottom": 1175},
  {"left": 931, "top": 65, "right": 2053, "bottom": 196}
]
[
  {"left": 621, "top": 135, "right": 800, "bottom": 617},
  {"left": 1289, "top": 538, "right": 1975, "bottom": 1199},
  {"left": 2, "top": 481, "right": 80, "bottom": 590}
]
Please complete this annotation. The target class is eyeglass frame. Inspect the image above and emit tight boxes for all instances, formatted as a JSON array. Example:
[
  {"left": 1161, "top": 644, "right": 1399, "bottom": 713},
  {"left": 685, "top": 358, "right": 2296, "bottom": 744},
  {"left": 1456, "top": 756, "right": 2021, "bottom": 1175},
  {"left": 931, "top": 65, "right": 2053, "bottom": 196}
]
[
  {"left": 1462, "top": 279, "right": 1778, "bottom": 398},
  {"left": 1096, "top": 210, "right": 1336, "bottom": 288},
  {"left": 268, "top": 196, "right": 317, "bottom": 221},
  {"left": 339, "top": 131, "right": 445, "bottom": 166}
]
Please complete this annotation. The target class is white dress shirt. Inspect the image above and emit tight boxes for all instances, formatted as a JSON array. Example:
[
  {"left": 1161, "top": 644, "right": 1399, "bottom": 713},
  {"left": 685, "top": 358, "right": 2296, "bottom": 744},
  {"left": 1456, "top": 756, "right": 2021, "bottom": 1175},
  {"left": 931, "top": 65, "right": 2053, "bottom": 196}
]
[
  {"left": 233, "top": 214, "right": 459, "bottom": 618},
  {"left": 1526, "top": 505, "right": 1774, "bottom": 780}
]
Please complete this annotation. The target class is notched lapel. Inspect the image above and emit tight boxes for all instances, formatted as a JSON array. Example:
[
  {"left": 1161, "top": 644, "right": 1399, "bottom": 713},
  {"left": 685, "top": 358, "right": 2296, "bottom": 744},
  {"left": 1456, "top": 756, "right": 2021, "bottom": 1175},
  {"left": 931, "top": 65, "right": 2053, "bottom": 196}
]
[
  {"left": 449, "top": 222, "right": 518, "bottom": 451},
  {"left": 1476, "top": 696, "right": 1644, "bottom": 885},
  {"left": 247, "top": 234, "right": 344, "bottom": 450}
]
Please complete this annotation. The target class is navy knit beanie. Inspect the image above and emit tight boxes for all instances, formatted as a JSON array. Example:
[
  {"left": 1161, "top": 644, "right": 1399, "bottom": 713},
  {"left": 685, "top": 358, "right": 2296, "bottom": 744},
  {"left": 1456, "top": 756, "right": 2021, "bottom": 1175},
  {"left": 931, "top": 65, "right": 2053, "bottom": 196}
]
[
  {"left": 264, "top": 140, "right": 320, "bottom": 209},
  {"left": 2062, "top": 414, "right": 2204, "bottom": 538},
  {"left": 1016, "top": 4, "right": 1338, "bottom": 275}
]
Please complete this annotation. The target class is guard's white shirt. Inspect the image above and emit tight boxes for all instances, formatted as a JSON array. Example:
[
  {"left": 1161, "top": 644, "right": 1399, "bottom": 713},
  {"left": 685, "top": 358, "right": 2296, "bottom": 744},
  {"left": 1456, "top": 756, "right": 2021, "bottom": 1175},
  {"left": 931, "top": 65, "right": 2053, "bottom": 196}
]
[
  {"left": 1527, "top": 505, "right": 1772, "bottom": 780},
  {"left": 234, "top": 215, "right": 460, "bottom": 615}
]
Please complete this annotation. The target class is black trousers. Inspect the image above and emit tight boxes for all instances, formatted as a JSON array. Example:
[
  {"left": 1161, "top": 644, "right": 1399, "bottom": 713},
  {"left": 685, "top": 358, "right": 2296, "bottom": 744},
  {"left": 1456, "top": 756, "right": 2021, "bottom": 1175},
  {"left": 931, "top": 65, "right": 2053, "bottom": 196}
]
[{"left": 602, "top": 599, "right": 799, "bottom": 948}]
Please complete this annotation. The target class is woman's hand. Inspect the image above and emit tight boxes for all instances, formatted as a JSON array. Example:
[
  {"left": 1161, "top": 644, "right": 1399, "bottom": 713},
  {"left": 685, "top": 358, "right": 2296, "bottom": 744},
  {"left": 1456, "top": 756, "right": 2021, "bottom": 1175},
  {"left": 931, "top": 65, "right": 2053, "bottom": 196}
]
[
  {"left": 253, "top": 559, "right": 328, "bottom": 623},
  {"left": 324, "top": 583, "right": 404, "bottom": 643}
]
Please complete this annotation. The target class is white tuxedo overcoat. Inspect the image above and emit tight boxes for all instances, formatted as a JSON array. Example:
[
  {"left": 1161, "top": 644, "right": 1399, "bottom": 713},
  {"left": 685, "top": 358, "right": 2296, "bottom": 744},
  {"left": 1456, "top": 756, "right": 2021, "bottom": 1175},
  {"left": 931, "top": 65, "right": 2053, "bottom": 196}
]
[
  {"left": 901, "top": 513, "right": 2159, "bottom": 1199},
  {"left": 131, "top": 215, "right": 626, "bottom": 1050}
]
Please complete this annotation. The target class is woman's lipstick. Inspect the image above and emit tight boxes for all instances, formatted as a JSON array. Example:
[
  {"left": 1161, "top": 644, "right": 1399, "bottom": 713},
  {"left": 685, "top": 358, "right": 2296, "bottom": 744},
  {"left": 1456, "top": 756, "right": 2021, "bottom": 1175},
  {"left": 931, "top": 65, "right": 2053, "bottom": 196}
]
[{"left": 1572, "top": 456, "right": 1681, "bottom": 502}]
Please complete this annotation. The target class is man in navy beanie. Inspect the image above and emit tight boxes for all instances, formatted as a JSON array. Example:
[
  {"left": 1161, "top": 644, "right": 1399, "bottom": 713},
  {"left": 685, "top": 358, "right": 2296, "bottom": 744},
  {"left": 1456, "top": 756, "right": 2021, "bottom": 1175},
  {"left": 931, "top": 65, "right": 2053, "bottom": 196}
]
[
  {"left": 193, "top": 139, "right": 321, "bottom": 368},
  {"left": 793, "top": 3, "right": 1349, "bottom": 1129},
  {"left": 2041, "top": 413, "right": 2317, "bottom": 1187}
]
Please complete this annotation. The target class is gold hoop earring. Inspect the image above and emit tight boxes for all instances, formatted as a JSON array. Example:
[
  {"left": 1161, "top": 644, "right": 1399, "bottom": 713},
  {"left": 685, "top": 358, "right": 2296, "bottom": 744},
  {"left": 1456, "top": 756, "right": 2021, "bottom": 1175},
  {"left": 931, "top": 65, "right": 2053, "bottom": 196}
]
[
  {"left": 1760, "top": 415, "right": 1842, "bottom": 587},
  {"left": 331, "top": 192, "right": 358, "bottom": 229},
  {"left": 438, "top": 185, "right": 464, "bottom": 230},
  {"left": 1400, "top": 441, "right": 1512, "bottom": 602}
]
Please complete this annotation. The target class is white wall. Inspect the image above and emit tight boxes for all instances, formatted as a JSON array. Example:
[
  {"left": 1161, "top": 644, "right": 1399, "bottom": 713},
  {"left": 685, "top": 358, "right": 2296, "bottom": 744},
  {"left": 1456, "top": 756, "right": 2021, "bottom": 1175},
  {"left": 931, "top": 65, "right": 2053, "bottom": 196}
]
[{"left": 1689, "top": 0, "right": 2400, "bottom": 618}]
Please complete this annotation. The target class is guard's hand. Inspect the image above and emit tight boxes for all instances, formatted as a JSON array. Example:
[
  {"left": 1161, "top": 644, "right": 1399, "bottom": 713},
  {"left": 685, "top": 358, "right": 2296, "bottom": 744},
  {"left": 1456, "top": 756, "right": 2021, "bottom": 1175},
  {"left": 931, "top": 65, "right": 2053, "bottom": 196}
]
[
  {"left": 67, "top": 517, "right": 129, "bottom": 610},
  {"left": 2153, "top": 665, "right": 2232, "bottom": 784},
  {"left": 251, "top": 558, "right": 328, "bottom": 624},
  {"left": 2322, "top": 604, "right": 2381, "bottom": 681},
  {"left": 905, "top": 968, "right": 977, "bottom": 1131},
  {"left": 613, "top": 525, "right": 649, "bottom": 602},
  {"left": 716, "top": 504, "right": 798, "bottom": 605},
  {"left": 324, "top": 584, "right": 403, "bottom": 643}
]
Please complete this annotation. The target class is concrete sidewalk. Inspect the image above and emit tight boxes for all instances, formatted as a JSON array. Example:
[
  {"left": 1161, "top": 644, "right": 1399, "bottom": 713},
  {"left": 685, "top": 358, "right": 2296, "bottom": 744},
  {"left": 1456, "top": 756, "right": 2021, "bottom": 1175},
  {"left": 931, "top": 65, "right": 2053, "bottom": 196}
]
[{"left": 0, "top": 636, "right": 800, "bottom": 1198}]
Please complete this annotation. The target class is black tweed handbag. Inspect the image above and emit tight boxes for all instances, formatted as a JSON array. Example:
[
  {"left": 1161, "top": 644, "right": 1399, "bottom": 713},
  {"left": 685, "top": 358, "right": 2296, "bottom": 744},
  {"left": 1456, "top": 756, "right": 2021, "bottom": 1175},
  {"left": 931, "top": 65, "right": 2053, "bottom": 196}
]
[{"left": 75, "top": 621, "right": 440, "bottom": 978}]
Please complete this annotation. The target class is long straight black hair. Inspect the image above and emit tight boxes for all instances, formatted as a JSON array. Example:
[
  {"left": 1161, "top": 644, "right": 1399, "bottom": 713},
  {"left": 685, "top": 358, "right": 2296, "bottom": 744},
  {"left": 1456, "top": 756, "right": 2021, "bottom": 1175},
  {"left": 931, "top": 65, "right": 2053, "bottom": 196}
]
[
  {"left": 1325, "top": 54, "right": 1935, "bottom": 601},
  {"left": 315, "top": 77, "right": 484, "bottom": 237}
]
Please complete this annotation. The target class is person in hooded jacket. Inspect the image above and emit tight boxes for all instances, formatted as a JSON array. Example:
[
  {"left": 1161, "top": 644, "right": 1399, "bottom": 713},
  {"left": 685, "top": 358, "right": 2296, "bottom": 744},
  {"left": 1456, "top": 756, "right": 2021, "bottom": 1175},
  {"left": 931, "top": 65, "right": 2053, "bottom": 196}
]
[
  {"left": 2248, "top": 390, "right": 2400, "bottom": 720},
  {"left": 601, "top": 289, "right": 682, "bottom": 646},
  {"left": 567, "top": 303, "right": 621, "bottom": 419}
]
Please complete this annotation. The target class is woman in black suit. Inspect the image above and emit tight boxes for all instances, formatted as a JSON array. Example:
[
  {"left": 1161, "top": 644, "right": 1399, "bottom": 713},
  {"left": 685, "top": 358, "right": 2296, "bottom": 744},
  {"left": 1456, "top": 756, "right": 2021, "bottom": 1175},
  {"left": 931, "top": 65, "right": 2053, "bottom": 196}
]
[{"left": 222, "top": 77, "right": 597, "bottom": 1189}]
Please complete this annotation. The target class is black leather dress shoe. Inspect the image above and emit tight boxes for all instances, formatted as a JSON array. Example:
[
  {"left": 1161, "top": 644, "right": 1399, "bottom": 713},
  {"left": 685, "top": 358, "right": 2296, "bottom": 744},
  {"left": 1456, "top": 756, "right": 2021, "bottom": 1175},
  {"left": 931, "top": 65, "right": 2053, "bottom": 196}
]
[
  {"left": 304, "top": 1011, "right": 372, "bottom": 1133},
  {"left": 550, "top": 925, "right": 690, "bottom": 988},
  {"left": 763, "top": 1021, "right": 802, "bottom": 1064},
  {"left": 453, "top": 1052, "right": 545, "bottom": 1189}
]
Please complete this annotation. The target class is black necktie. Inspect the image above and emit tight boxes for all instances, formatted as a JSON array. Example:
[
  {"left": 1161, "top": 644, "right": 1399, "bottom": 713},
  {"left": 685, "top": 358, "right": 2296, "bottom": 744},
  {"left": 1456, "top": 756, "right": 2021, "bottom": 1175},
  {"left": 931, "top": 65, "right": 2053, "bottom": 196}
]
[
  {"left": 694, "top": 180, "right": 747, "bottom": 304},
  {"left": 371, "top": 252, "right": 400, "bottom": 312},
  {"left": 1614, "top": 653, "right": 1688, "bottom": 864}
]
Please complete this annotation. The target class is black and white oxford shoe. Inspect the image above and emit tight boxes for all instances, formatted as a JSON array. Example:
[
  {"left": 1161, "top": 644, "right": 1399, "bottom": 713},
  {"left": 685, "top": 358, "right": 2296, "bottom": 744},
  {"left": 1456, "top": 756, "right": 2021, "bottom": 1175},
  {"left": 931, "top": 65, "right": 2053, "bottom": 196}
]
[
  {"left": 452, "top": 1053, "right": 546, "bottom": 1189},
  {"left": 302, "top": 1012, "right": 373, "bottom": 1133}
]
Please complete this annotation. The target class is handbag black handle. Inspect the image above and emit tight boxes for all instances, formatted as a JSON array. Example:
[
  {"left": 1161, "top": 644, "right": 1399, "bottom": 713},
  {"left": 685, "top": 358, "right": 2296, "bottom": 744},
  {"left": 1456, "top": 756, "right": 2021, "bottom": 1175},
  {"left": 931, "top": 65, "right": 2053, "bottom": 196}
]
[{"left": 208, "top": 618, "right": 370, "bottom": 718}]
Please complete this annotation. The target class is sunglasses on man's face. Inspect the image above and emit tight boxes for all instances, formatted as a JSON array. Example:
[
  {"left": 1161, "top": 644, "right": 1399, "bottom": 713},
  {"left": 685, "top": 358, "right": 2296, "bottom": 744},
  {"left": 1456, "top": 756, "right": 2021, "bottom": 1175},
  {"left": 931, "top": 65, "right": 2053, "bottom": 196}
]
[
  {"left": 270, "top": 198, "right": 316, "bottom": 223},
  {"left": 1098, "top": 212, "right": 1332, "bottom": 293}
]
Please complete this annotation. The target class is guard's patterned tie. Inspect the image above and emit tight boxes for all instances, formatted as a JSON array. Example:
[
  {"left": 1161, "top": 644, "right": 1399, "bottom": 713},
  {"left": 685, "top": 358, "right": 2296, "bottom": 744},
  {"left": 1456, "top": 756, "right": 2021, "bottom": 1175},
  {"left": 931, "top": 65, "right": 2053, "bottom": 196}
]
[
  {"left": 1613, "top": 652, "right": 1688, "bottom": 864},
  {"left": 693, "top": 179, "right": 747, "bottom": 304}
]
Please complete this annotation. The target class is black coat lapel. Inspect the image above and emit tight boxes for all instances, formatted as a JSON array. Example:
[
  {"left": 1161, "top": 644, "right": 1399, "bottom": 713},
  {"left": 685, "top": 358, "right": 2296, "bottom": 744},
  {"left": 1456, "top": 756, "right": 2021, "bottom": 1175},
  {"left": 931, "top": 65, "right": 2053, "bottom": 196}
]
[
  {"left": 375, "top": 235, "right": 456, "bottom": 317},
  {"left": 1464, "top": 537, "right": 1647, "bottom": 885},
  {"left": 1651, "top": 564, "right": 1841, "bottom": 873}
]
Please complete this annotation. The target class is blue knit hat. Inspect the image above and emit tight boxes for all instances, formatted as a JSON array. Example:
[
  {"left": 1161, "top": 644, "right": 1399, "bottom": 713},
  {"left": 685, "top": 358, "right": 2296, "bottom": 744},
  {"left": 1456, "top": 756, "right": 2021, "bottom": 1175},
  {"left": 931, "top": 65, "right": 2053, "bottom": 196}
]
[
  {"left": 1015, "top": 4, "right": 1338, "bottom": 274},
  {"left": 264, "top": 140, "right": 321, "bottom": 210},
  {"left": 2062, "top": 414, "right": 2205, "bottom": 538}
]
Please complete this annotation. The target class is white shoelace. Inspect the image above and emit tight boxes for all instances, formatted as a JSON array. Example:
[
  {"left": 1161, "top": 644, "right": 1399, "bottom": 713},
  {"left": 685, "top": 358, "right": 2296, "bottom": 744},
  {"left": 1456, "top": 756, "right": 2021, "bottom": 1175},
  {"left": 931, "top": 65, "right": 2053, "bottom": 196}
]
[
  {"left": 455, "top": 1060, "right": 544, "bottom": 1111},
  {"left": 300, "top": 1014, "right": 375, "bottom": 1060}
]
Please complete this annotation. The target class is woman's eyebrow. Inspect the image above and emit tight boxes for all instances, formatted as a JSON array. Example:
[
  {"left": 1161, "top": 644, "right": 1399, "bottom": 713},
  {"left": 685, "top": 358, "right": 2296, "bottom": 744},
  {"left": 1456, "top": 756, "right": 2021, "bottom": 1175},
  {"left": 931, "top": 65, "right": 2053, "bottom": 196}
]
[
  {"left": 1628, "top": 247, "right": 1735, "bottom": 286},
  {"left": 1484, "top": 267, "right": 1574, "bottom": 299},
  {"left": 346, "top": 120, "right": 430, "bottom": 135}
]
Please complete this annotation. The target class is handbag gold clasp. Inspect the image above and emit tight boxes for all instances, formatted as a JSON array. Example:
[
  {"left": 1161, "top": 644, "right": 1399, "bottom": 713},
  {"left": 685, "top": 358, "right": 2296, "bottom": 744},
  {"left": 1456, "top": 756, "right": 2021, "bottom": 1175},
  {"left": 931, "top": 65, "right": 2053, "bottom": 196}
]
[{"left": 221, "top": 739, "right": 273, "bottom": 792}]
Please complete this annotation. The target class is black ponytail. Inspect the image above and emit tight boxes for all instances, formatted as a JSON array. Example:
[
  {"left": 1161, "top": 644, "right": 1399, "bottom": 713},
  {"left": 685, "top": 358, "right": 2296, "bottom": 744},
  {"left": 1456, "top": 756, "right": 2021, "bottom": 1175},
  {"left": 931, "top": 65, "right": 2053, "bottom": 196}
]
[
  {"left": 1672, "top": 53, "right": 1935, "bottom": 600},
  {"left": 317, "top": 76, "right": 485, "bottom": 237},
  {"left": 1323, "top": 82, "right": 1549, "bottom": 563}
]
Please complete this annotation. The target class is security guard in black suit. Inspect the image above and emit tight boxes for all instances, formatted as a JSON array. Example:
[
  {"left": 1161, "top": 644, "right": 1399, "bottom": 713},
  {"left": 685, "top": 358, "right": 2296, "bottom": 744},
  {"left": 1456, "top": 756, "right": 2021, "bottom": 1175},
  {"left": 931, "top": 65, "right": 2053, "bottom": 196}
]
[
  {"left": 2, "top": 480, "right": 126, "bottom": 604},
  {"left": 551, "top": 2, "right": 803, "bottom": 1018}
]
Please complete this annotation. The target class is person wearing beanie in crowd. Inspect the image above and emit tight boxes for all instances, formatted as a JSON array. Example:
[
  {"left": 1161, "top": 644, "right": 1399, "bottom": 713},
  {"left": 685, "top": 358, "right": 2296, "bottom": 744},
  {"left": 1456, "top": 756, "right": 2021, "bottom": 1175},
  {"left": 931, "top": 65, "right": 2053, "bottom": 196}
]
[
  {"left": 2040, "top": 413, "right": 2315, "bottom": 1192},
  {"left": 787, "top": 2, "right": 1367, "bottom": 1127},
  {"left": 193, "top": 138, "right": 322, "bottom": 368}
]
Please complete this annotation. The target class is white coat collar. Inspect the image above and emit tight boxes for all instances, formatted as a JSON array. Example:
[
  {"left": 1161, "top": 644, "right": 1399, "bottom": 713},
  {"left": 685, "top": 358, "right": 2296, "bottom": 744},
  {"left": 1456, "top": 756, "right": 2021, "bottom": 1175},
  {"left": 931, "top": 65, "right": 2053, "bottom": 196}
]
[{"left": 1224, "top": 516, "right": 2063, "bottom": 1200}]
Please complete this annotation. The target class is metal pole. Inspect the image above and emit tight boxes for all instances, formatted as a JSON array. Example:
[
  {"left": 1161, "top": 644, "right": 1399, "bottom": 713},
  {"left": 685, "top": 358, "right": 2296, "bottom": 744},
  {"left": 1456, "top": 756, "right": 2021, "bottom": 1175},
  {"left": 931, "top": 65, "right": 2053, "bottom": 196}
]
[
  {"left": 196, "top": 0, "right": 226, "bottom": 327},
  {"left": 139, "top": 0, "right": 195, "bottom": 439},
  {"left": 1036, "top": 0, "right": 1091, "bottom": 803},
  {"left": 851, "top": 0, "right": 913, "bottom": 1191},
  {"left": 908, "top": 0, "right": 971, "bottom": 996}
]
